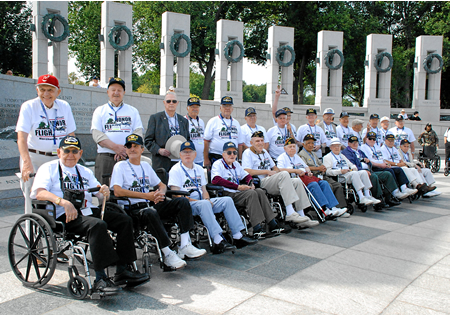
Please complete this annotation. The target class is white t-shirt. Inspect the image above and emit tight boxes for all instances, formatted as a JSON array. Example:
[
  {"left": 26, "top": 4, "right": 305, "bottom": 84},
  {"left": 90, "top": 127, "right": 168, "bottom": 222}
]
[
  {"left": 351, "top": 129, "right": 363, "bottom": 146},
  {"left": 296, "top": 124, "right": 327, "bottom": 158},
  {"left": 362, "top": 127, "right": 384, "bottom": 146},
  {"left": 444, "top": 128, "right": 450, "bottom": 139},
  {"left": 360, "top": 143, "right": 384, "bottom": 164},
  {"left": 168, "top": 162, "right": 207, "bottom": 200},
  {"left": 389, "top": 126, "right": 416, "bottom": 148},
  {"left": 16, "top": 97, "right": 76, "bottom": 153},
  {"left": 335, "top": 125, "right": 353, "bottom": 147},
  {"left": 267, "top": 125, "right": 291, "bottom": 159},
  {"left": 380, "top": 145, "right": 402, "bottom": 163},
  {"left": 324, "top": 152, "right": 351, "bottom": 170},
  {"left": 211, "top": 159, "right": 248, "bottom": 193},
  {"left": 110, "top": 160, "right": 160, "bottom": 205},
  {"left": 186, "top": 115, "right": 205, "bottom": 164},
  {"left": 240, "top": 124, "right": 268, "bottom": 147},
  {"left": 30, "top": 160, "right": 99, "bottom": 218},
  {"left": 276, "top": 152, "right": 307, "bottom": 178},
  {"left": 380, "top": 128, "right": 393, "bottom": 146},
  {"left": 204, "top": 115, "right": 243, "bottom": 155},
  {"left": 322, "top": 122, "right": 337, "bottom": 146},
  {"left": 242, "top": 148, "right": 275, "bottom": 180},
  {"left": 91, "top": 103, "right": 143, "bottom": 154}
]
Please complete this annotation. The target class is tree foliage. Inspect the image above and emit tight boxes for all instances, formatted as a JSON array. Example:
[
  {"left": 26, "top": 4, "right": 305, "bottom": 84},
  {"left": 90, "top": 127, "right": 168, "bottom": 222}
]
[{"left": 0, "top": 1, "right": 32, "bottom": 76}]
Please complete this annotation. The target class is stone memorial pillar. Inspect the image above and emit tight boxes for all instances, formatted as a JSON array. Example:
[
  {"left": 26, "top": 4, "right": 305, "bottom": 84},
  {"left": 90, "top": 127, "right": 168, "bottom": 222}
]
[
  {"left": 315, "top": 31, "right": 344, "bottom": 115},
  {"left": 32, "top": 1, "right": 69, "bottom": 83},
  {"left": 214, "top": 19, "right": 244, "bottom": 105},
  {"left": 160, "top": 12, "right": 190, "bottom": 100},
  {"left": 100, "top": 1, "right": 133, "bottom": 89},
  {"left": 265, "top": 26, "right": 295, "bottom": 108},
  {"left": 363, "top": 34, "right": 393, "bottom": 119},
  {"left": 412, "top": 35, "right": 443, "bottom": 122}
]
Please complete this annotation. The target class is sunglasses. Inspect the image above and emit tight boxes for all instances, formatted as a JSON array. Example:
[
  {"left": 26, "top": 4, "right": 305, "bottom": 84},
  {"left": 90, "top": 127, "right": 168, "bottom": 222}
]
[
  {"left": 226, "top": 151, "right": 237, "bottom": 156},
  {"left": 125, "top": 143, "right": 142, "bottom": 149},
  {"left": 165, "top": 100, "right": 178, "bottom": 104},
  {"left": 367, "top": 138, "right": 376, "bottom": 141},
  {"left": 63, "top": 149, "right": 79, "bottom": 154}
]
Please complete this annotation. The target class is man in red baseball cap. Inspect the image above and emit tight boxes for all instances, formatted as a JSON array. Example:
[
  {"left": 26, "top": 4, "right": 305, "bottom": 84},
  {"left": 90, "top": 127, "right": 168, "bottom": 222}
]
[{"left": 16, "top": 74, "right": 76, "bottom": 215}]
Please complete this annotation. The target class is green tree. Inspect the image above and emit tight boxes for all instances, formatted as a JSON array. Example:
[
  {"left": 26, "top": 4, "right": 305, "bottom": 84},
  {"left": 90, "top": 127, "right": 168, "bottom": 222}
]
[
  {"left": 243, "top": 82, "right": 266, "bottom": 103},
  {"left": 0, "top": 1, "right": 32, "bottom": 76}
]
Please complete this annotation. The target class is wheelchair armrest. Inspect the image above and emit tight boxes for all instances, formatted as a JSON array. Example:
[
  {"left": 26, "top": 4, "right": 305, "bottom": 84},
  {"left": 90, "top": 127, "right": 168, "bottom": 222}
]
[
  {"left": 206, "top": 184, "right": 224, "bottom": 192},
  {"left": 166, "top": 190, "right": 190, "bottom": 197},
  {"left": 31, "top": 200, "right": 54, "bottom": 207},
  {"left": 31, "top": 199, "right": 58, "bottom": 229}
]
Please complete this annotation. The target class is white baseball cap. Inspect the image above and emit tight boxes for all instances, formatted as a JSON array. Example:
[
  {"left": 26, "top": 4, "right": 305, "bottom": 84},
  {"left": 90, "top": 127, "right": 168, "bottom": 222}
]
[
  {"left": 330, "top": 138, "right": 341, "bottom": 146},
  {"left": 322, "top": 108, "right": 335, "bottom": 115},
  {"left": 380, "top": 116, "right": 390, "bottom": 123}
]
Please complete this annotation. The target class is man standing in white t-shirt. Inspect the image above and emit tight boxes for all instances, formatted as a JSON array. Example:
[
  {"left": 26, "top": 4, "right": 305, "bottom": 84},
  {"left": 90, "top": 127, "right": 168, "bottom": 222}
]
[
  {"left": 16, "top": 74, "right": 76, "bottom": 214},
  {"left": 203, "top": 96, "right": 244, "bottom": 167},
  {"left": 336, "top": 111, "right": 352, "bottom": 148},
  {"left": 317, "top": 108, "right": 338, "bottom": 155},
  {"left": 351, "top": 119, "right": 364, "bottom": 145},
  {"left": 91, "top": 77, "right": 144, "bottom": 184},
  {"left": 296, "top": 108, "right": 327, "bottom": 158},
  {"left": 361, "top": 114, "right": 383, "bottom": 146},
  {"left": 240, "top": 107, "right": 268, "bottom": 150},
  {"left": 185, "top": 97, "right": 205, "bottom": 166},
  {"left": 266, "top": 109, "right": 292, "bottom": 160},
  {"left": 389, "top": 115, "right": 416, "bottom": 157}
]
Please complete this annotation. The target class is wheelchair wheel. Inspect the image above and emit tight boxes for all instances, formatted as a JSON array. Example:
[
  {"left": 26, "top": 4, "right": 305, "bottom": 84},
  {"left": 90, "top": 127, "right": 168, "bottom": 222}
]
[
  {"left": 346, "top": 204, "right": 354, "bottom": 215},
  {"left": 358, "top": 204, "right": 368, "bottom": 213},
  {"left": 8, "top": 214, "right": 57, "bottom": 288},
  {"left": 142, "top": 253, "right": 152, "bottom": 275},
  {"left": 431, "top": 158, "right": 440, "bottom": 173},
  {"left": 67, "top": 275, "right": 89, "bottom": 300}
]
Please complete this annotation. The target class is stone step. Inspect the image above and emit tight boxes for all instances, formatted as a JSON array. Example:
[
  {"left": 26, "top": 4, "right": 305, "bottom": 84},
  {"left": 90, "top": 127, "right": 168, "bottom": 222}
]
[{"left": 0, "top": 175, "right": 23, "bottom": 209}]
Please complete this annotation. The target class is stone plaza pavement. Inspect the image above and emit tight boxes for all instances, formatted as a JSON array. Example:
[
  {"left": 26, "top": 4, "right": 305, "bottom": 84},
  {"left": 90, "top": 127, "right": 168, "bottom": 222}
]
[{"left": 0, "top": 173, "right": 450, "bottom": 314}]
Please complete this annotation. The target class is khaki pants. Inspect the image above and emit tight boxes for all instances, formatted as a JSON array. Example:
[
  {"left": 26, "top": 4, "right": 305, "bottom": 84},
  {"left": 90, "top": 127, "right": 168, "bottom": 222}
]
[
  {"left": 261, "top": 171, "right": 310, "bottom": 211},
  {"left": 342, "top": 170, "right": 372, "bottom": 192},
  {"left": 401, "top": 167, "right": 423, "bottom": 187}
]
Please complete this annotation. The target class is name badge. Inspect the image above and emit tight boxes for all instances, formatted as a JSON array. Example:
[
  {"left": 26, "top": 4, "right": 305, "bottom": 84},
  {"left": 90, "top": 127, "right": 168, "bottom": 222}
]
[
  {"left": 318, "top": 174, "right": 323, "bottom": 180},
  {"left": 112, "top": 125, "right": 121, "bottom": 131},
  {"left": 52, "top": 144, "right": 58, "bottom": 155}
]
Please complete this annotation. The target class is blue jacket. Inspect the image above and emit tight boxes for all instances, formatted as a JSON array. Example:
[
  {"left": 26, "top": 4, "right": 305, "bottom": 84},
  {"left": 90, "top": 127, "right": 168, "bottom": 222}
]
[{"left": 342, "top": 146, "right": 372, "bottom": 171}]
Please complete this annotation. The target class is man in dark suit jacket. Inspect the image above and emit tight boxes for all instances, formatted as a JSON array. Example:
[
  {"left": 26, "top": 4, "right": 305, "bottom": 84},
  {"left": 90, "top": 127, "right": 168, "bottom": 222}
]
[
  {"left": 145, "top": 90, "right": 190, "bottom": 172},
  {"left": 342, "top": 135, "right": 399, "bottom": 209}
]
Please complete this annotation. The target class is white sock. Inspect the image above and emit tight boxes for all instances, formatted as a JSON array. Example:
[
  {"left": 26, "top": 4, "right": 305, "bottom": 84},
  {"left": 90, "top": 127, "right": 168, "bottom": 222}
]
[
  {"left": 364, "top": 190, "right": 371, "bottom": 197},
  {"left": 213, "top": 234, "right": 223, "bottom": 245},
  {"left": 161, "top": 246, "right": 172, "bottom": 257},
  {"left": 180, "top": 232, "right": 190, "bottom": 248},
  {"left": 393, "top": 188, "right": 399, "bottom": 195},
  {"left": 286, "top": 204, "right": 295, "bottom": 216},
  {"left": 400, "top": 184, "right": 407, "bottom": 192},
  {"left": 357, "top": 190, "right": 364, "bottom": 199},
  {"left": 233, "top": 231, "right": 243, "bottom": 240},
  {"left": 296, "top": 209, "right": 305, "bottom": 216}
]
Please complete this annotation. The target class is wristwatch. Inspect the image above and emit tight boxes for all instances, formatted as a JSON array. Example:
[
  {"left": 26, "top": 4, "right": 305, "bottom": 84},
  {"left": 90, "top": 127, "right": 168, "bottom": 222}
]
[{"left": 55, "top": 197, "right": 62, "bottom": 205}]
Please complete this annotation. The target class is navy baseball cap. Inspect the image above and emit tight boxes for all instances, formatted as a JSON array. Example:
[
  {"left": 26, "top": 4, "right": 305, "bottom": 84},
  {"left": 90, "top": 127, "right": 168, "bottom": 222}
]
[
  {"left": 245, "top": 107, "right": 256, "bottom": 116},
  {"left": 385, "top": 134, "right": 395, "bottom": 140},
  {"left": 180, "top": 140, "right": 196, "bottom": 152},
  {"left": 251, "top": 131, "right": 264, "bottom": 138},
  {"left": 340, "top": 112, "right": 349, "bottom": 118},
  {"left": 223, "top": 141, "right": 237, "bottom": 151},
  {"left": 60, "top": 136, "right": 81, "bottom": 150},
  {"left": 221, "top": 96, "right": 233, "bottom": 105},
  {"left": 282, "top": 107, "right": 293, "bottom": 113},
  {"left": 275, "top": 109, "right": 287, "bottom": 117},
  {"left": 370, "top": 114, "right": 380, "bottom": 120},
  {"left": 125, "top": 134, "right": 144, "bottom": 146},
  {"left": 303, "top": 134, "right": 316, "bottom": 142},
  {"left": 395, "top": 115, "right": 404, "bottom": 121},
  {"left": 367, "top": 131, "right": 377, "bottom": 139},
  {"left": 187, "top": 97, "right": 200, "bottom": 106},
  {"left": 348, "top": 135, "right": 359, "bottom": 143},
  {"left": 108, "top": 77, "right": 125, "bottom": 90},
  {"left": 306, "top": 108, "right": 317, "bottom": 115},
  {"left": 400, "top": 139, "right": 410, "bottom": 145}
]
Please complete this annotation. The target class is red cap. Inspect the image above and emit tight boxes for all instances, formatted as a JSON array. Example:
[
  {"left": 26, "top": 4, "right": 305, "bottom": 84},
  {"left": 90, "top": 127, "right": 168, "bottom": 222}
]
[{"left": 37, "top": 74, "right": 59, "bottom": 89}]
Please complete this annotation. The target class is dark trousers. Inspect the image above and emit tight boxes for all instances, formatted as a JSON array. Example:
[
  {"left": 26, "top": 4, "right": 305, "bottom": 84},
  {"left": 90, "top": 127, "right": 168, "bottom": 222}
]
[
  {"left": 374, "top": 170, "right": 398, "bottom": 196},
  {"left": 131, "top": 207, "right": 172, "bottom": 249},
  {"left": 446, "top": 142, "right": 450, "bottom": 166},
  {"left": 372, "top": 166, "right": 408, "bottom": 187},
  {"left": 153, "top": 197, "right": 194, "bottom": 234},
  {"left": 95, "top": 153, "right": 117, "bottom": 185},
  {"left": 58, "top": 207, "right": 136, "bottom": 271},
  {"left": 323, "top": 176, "right": 347, "bottom": 208}
]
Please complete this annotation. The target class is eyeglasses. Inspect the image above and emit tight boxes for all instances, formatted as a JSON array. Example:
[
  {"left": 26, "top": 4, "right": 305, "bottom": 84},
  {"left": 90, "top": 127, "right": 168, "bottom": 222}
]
[
  {"left": 63, "top": 149, "right": 79, "bottom": 154},
  {"left": 165, "top": 100, "right": 178, "bottom": 104},
  {"left": 226, "top": 151, "right": 238, "bottom": 156},
  {"left": 367, "top": 138, "right": 376, "bottom": 141}
]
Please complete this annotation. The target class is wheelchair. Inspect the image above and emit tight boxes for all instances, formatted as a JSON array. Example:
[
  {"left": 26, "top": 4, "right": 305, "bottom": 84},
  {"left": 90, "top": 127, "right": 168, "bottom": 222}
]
[
  {"left": 8, "top": 187, "right": 115, "bottom": 300},
  {"left": 418, "top": 145, "right": 440, "bottom": 173},
  {"left": 334, "top": 174, "right": 367, "bottom": 214}
]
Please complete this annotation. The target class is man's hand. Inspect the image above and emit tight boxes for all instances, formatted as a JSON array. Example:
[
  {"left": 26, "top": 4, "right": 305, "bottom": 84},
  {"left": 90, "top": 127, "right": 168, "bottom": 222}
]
[
  {"left": 318, "top": 165, "right": 327, "bottom": 173},
  {"left": 297, "top": 170, "right": 305, "bottom": 176},
  {"left": 113, "top": 144, "right": 127, "bottom": 160},
  {"left": 267, "top": 170, "right": 277, "bottom": 176},
  {"left": 275, "top": 85, "right": 281, "bottom": 98},
  {"left": 203, "top": 157, "right": 211, "bottom": 168},
  {"left": 366, "top": 170, "right": 371, "bottom": 176},
  {"left": 98, "top": 184, "right": 110, "bottom": 200},
  {"left": 363, "top": 158, "right": 370, "bottom": 163},
  {"left": 238, "top": 185, "right": 251, "bottom": 191},
  {"left": 147, "top": 189, "right": 165, "bottom": 204},
  {"left": 314, "top": 145, "right": 321, "bottom": 151},
  {"left": 158, "top": 148, "right": 171, "bottom": 157},
  {"left": 61, "top": 199, "right": 78, "bottom": 223},
  {"left": 416, "top": 165, "right": 422, "bottom": 172},
  {"left": 398, "top": 161, "right": 407, "bottom": 167},
  {"left": 21, "top": 161, "right": 34, "bottom": 182}
]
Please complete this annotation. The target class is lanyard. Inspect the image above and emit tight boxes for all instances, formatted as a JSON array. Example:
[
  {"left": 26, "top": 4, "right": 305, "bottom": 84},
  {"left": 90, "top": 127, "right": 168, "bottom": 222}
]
[
  {"left": 368, "top": 145, "right": 379, "bottom": 159},
  {"left": 331, "top": 152, "right": 344, "bottom": 169},
  {"left": 278, "top": 125, "right": 288, "bottom": 142},
  {"left": 166, "top": 112, "right": 179, "bottom": 135},
  {"left": 222, "top": 160, "right": 239, "bottom": 184},
  {"left": 127, "top": 160, "right": 147, "bottom": 193},
  {"left": 108, "top": 101, "right": 123, "bottom": 122},
  {"left": 186, "top": 115, "right": 201, "bottom": 133},
  {"left": 342, "top": 126, "right": 350, "bottom": 140},
  {"left": 402, "top": 151, "right": 410, "bottom": 162},
  {"left": 58, "top": 162, "right": 84, "bottom": 191},
  {"left": 387, "top": 147, "right": 397, "bottom": 162},
  {"left": 306, "top": 150, "right": 318, "bottom": 166},
  {"left": 40, "top": 101, "right": 57, "bottom": 145},
  {"left": 324, "top": 123, "right": 335, "bottom": 138},
  {"left": 180, "top": 162, "right": 202, "bottom": 199},
  {"left": 308, "top": 124, "right": 317, "bottom": 135},
  {"left": 219, "top": 114, "right": 233, "bottom": 139},
  {"left": 247, "top": 124, "right": 256, "bottom": 134},
  {"left": 256, "top": 151, "right": 269, "bottom": 169},
  {"left": 371, "top": 127, "right": 381, "bottom": 145}
]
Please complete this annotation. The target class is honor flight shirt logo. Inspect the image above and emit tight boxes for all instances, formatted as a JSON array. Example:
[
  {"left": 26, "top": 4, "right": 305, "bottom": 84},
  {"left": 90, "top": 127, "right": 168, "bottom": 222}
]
[
  {"left": 219, "top": 125, "right": 238, "bottom": 139},
  {"left": 35, "top": 116, "right": 67, "bottom": 139},
  {"left": 104, "top": 115, "right": 132, "bottom": 132}
]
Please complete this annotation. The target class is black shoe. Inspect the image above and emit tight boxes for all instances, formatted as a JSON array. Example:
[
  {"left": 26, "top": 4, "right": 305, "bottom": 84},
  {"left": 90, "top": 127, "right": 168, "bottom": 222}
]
[
  {"left": 270, "top": 225, "right": 284, "bottom": 235},
  {"left": 93, "top": 278, "right": 122, "bottom": 293},
  {"left": 253, "top": 229, "right": 267, "bottom": 240},
  {"left": 387, "top": 198, "right": 401, "bottom": 207},
  {"left": 124, "top": 270, "right": 150, "bottom": 288},
  {"left": 233, "top": 235, "right": 258, "bottom": 249},
  {"left": 374, "top": 204, "right": 384, "bottom": 212},
  {"left": 212, "top": 240, "right": 236, "bottom": 254},
  {"left": 114, "top": 269, "right": 150, "bottom": 286}
]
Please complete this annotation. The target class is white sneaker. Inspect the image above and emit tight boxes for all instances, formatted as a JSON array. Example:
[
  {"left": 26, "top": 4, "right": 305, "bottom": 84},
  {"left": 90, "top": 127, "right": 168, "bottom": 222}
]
[
  {"left": 164, "top": 250, "right": 187, "bottom": 269},
  {"left": 297, "top": 216, "right": 319, "bottom": 228},
  {"left": 340, "top": 212, "right": 351, "bottom": 218},
  {"left": 367, "top": 196, "right": 381, "bottom": 204},
  {"left": 431, "top": 190, "right": 442, "bottom": 196},
  {"left": 403, "top": 188, "right": 418, "bottom": 197},
  {"left": 393, "top": 191, "right": 408, "bottom": 200},
  {"left": 331, "top": 207, "right": 348, "bottom": 217},
  {"left": 285, "top": 212, "right": 309, "bottom": 224},
  {"left": 178, "top": 244, "right": 207, "bottom": 259},
  {"left": 360, "top": 196, "right": 375, "bottom": 205}
]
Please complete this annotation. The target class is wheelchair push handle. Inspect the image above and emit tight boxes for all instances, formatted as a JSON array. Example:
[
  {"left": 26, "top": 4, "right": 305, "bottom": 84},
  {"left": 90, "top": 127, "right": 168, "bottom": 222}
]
[{"left": 87, "top": 187, "right": 101, "bottom": 193}]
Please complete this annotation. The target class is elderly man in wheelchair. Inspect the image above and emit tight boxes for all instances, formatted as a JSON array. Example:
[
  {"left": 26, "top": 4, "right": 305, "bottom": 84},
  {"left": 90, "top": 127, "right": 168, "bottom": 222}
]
[{"left": 29, "top": 136, "right": 149, "bottom": 295}]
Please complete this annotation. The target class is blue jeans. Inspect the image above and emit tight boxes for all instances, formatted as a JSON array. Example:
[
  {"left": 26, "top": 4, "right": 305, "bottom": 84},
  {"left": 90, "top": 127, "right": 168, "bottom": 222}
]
[
  {"left": 190, "top": 197, "right": 244, "bottom": 237},
  {"left": 307, "top": 180, "right": 339, "bottom": 209}
]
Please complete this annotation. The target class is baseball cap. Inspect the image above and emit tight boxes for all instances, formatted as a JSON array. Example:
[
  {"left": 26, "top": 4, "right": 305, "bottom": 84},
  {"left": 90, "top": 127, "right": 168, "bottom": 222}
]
[
  {"left": 92, "top": 75, "right": 99, "bottom": 80},
  {"left": 330, "top": 138, "right": 341, "bottom": 146},
  {"left": 187, "top": 97, "right": 200, "bottom": 106},
  {"left": 59, "top": 136, "right": 81, "bottom": 150},
  {"left": 323, "top": 108, "right": 335, "bottom": 115},
  {"left": 251, "top": 131, "right": 264, "bottom": 138},
  {"left": 395, "top": 115, "right": 404, "bottom": 121},
  {"left": 221, "top": 96, "right": 233, "bottom": 105},
  {"left": 352, "top": 119, "right": 364, "bottom": 127},
  {"left": 245, "top": 107, "right": 256, "bottom": 116},
  {"left": 108, "top": 77, "right": 126, "bottom": 90},
  {"left": 385, "top": 134, "right": 395, "bottom": 141},
  {"left": 223, "top": 141, "right": 237, "bottom": 151},
  {"left": 125, "top": 134, "right": 144, "bottom": 146},
  {"left": 275, "top": 109, "right": 287, "bottom": 118},
  {"left": 348, "top": 135, "right": 359, "bottom": 143},
  {"left": 284, "top": 137, "right": 296, "bottom": 146},
  {"left": 400, "top": 139, "right": 410, "bottom": 145},
  {"left": 413, "top": 111, "right": 419, "bottom": 115},
  {"left": 367, "top": 131, "right": 377, "bottom": 139},
  {"left": 303, "top": 134, "right": 316, "bottom": 142},
  {"left": 380, "top": 116, "right": 390, "bottom": 123},
  {"left": 180, "top": 140, "right": 196, "bottom": 152},
  {"left": 37, "top": 74, "right": 60, "bottom": 89},
  {"left": 340, "top": 112, "right": 349, "bottom": 118},
  {"left": 282, "top": 107, "right": 293, "bottom": 113},
  {"left": 370, "top": 114, "right": 380, "bottom": 120},
  {"left": 306, "top": 108, "right": 317, "bottom": 115}
]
